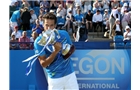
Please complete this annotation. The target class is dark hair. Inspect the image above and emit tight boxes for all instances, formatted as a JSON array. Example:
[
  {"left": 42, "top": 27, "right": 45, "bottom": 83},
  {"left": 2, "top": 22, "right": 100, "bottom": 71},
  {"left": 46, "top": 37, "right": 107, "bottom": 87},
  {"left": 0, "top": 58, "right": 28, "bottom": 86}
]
[
  {"left": 42, "top": 12, "right": 57, "bottom": 24},
  {"left": 96, "top": 10, "right": 100, "bottom": 12},
  {"left": 88, "top": 10, "right": 91, "bottom": 13}
]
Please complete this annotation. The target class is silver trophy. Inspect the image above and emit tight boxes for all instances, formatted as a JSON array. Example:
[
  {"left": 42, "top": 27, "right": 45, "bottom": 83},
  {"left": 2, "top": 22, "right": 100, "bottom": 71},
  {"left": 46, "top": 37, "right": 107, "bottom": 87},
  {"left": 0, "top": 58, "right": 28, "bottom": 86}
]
[{"left": 38, "top": 29, "right": 75, "bottom": 59}]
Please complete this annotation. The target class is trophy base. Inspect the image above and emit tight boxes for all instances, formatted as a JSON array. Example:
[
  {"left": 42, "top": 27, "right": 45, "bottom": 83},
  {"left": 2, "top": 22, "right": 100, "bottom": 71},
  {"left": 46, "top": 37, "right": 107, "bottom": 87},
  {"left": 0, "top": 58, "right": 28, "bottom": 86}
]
[{"left": 63, "top": 45, "right": 75, "bottom": 60}]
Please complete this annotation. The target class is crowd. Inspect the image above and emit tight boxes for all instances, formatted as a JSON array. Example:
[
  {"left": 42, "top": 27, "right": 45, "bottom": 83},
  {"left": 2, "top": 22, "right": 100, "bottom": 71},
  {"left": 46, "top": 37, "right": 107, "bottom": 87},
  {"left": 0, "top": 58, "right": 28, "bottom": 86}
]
[{"left": 9, "top": 0, "right": 131, "bottom": 50}]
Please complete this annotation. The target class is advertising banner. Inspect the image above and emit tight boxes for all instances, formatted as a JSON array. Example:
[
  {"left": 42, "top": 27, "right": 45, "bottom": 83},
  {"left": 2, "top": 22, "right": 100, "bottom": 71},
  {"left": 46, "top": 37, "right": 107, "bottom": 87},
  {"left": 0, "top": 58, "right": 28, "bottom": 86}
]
[{"left": 10, "top": 50, "right": 131, "bottom": 90}]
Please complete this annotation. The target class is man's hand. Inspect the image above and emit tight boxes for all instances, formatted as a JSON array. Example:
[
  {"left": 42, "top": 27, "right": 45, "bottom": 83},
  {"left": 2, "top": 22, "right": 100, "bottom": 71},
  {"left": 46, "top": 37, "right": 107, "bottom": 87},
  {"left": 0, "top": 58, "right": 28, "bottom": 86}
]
[{"left": 54, "top": 42, "right": 62, "bottom": 53}]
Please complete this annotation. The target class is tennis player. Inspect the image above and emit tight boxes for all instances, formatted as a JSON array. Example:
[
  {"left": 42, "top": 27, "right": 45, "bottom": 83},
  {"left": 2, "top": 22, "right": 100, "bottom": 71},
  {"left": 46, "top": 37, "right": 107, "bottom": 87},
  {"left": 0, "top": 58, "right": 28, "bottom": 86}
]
[{"left": 34, "top": 12, "right": 79, "bottom": 90}]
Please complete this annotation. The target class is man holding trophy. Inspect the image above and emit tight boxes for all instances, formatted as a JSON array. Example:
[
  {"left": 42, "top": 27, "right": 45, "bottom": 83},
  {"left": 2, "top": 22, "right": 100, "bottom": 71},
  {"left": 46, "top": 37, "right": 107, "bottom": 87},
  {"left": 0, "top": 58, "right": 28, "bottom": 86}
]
[{"left": 34, "top": 12, "right": 79, "bottom": 90}]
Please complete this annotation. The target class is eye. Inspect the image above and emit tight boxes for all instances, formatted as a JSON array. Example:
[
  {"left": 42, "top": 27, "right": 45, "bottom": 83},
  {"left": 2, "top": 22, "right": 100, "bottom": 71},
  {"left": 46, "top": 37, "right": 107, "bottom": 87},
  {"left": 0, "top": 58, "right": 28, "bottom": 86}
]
[{"left": 46, "top": 24, "right": 48, "bottom": 27}]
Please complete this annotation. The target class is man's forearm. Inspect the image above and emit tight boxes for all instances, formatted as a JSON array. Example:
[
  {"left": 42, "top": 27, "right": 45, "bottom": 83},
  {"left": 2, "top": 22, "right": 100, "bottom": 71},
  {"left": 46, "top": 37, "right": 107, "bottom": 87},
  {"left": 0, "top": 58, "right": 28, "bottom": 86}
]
[{"left": 40, "top": 51, "right": 59, "bottom": 67}]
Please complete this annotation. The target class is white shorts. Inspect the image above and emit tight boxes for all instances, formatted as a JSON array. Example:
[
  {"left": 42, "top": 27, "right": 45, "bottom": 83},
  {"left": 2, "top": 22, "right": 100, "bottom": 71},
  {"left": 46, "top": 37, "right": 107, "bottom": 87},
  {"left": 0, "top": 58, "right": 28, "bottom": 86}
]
[{"left": 47, "top": 72, "right": 79, "bottom": 90}]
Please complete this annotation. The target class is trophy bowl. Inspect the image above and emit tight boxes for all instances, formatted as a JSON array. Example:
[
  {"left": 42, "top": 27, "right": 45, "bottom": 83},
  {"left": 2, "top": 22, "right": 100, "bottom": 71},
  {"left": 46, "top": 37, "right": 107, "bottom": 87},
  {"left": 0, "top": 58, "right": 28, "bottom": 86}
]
[
  {"left": 38, "top": 29, "right": 75, "bottom": 60},
  {"left": 38, "top": 30, "right": 56, "bottom": 46},
  {"left": 62, "top": 44, "right": 75, "bottom": 60}
]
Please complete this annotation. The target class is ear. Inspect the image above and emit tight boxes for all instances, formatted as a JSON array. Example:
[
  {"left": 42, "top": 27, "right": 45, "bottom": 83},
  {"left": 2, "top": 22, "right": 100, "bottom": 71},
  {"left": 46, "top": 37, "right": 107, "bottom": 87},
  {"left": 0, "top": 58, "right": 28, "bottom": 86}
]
[{"left": 54, "top": 24, "right": 57, "bottom": 28}]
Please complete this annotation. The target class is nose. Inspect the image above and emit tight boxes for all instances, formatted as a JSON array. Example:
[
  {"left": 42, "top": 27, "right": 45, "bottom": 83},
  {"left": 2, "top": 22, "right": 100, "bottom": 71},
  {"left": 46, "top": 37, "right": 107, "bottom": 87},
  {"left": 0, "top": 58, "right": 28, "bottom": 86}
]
[{"left": 47, "top": 26, "right": 51, "bottom": 30}]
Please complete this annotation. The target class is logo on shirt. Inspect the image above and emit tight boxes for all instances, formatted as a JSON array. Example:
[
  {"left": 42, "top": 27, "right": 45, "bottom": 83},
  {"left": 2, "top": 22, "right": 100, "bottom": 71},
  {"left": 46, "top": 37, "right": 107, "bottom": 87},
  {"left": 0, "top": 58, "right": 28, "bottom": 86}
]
[{"left": 35, "top": 50, "right": 39, "bottom": 54}]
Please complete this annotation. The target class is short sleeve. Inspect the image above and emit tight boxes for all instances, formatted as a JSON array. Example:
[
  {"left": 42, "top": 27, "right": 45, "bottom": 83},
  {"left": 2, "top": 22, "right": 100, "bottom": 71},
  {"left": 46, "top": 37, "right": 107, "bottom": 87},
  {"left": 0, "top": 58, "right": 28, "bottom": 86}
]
[
  {"left": 17, "top": 11, "right": 20, "bottom": 20},
  {"left": 59, "top": 30, "right": 72, "bottom": 45},
  {"left": 34, "top": 36, "right": 46, "bottom": 56}
]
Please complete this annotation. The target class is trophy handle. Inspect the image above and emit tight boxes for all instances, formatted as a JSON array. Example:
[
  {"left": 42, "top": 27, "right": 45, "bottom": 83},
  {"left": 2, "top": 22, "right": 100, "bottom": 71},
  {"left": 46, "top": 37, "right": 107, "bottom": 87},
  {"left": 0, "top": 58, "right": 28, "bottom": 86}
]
[
  {"left": 63, "top": 45, "right": 75, "bottom": 60},
  {"left": 54, "top": 29, "right": 60, "bottom": 39}
]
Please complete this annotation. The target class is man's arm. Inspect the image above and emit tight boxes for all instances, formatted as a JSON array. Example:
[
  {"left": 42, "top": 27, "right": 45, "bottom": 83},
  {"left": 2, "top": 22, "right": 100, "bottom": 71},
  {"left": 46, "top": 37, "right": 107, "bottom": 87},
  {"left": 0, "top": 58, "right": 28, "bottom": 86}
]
[
  {"left": 92, "top": 14, "right": 96, "bottom": 23},
  {"left": 38, "top": 42, "right": 62, "bottom": 68},
  {"left": 99, "top": 14, "right": 103, "bottom": 22}
]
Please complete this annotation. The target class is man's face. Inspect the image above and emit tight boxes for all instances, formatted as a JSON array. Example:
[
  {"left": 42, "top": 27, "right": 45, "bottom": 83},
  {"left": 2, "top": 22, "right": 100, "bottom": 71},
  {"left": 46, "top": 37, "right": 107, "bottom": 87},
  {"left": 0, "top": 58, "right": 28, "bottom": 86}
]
[
  {"left": 88, "top": 12, "right": 91, "bottom": 15},
  {"left": 43, "top": 19, "right": 56, "bottom": 31},
  {"left": 14, "top": 27, "right": 18, "bottom": 31},
  {"left": 77, "top": 10, "right": 80, "bottom": 14},
  {"left": 30, "top": 10, "right": 34, "bottom": 14},
  {"left": 126, "top": 28, "right": 130, "bottom": 32},
  {"left": 97, "top": 11, "right": 100, "bottom": 15},
  {"left": 23, "top": 32, "right": 27, "bottom": 37}
]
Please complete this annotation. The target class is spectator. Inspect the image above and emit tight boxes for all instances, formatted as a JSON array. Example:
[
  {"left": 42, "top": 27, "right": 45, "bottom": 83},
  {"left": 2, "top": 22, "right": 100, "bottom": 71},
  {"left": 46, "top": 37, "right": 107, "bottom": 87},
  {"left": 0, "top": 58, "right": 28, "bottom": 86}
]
[
  {"left": 28, "top": 1, "right": 35, "bottom": 8},
  {"left": 92, "top": 0, "right": 102, "bottom": 14},
  {"left": 30, "top": 31, "right": 38, "bottom": 49},
  {"left": 49, "top": 10, "right": 56, "bottom": 15},
  {"left": 32, "top": 19, "right": 44, "bottom": 36},
  {"left": 121, "top": 9, "right": 131, "bottom": 33},
  {"left": 85, "top": 10, "right": 93, "bottom": 31},
  {"left": 62, "top": 10, "right": 74, "bottom": 32},
  {"left": 128, "top": 11, "right": 131, "bottom": 27},
  {"left": 30, "top": 31, "right": 38, "bottom": 42},
  {"left": 73, "top": 9, "right": 84, "bottom": 41},
  {"left": 39, "top": 6, "right": 46, "bottom": 15},
  {"left": 40, "top": 0, "right": 50, "bottom": 13},
  {"left": 10, "top": 0, "right": 17, "bottom": 6},
  {"left": 75, "top": 0, "right": 82, "bottom": 7},
  {"left": 50, "top": 0, "right": 57, "bottom": 11},
  {"left": 117, "top": 7, "right": 122, "bottom": 21},
  {"left": 121, "top": 2, "right": 128, "bottom": 15},
  {"left": 83, "top": 1, "right": 91, "bottom": 13},
  {"left": 128, "top": 1, "right": 131, "bottom": 11},
  {"left": 120, "top": 0, "right": 128, "bottom": 7},
  {"left": 21, "top": 7, "right": 31, "bottom": 31},
  {"left": 9, "top": 8, "right": 23, "bottom": 31},
  {"left": 123, "top": 25, "right": 131, "bottom": 44},
  {"left": 11, "top": 26, "right": 22, "bottom": 40},
  {"left": 30, "top": 9, "right": 37, "bottom": 26},
  {"left": 103, "top": 9, "right": 110, "bottom": 31},
  {"left": 34, "top": 0, "right": 40, "bottom": 7},
  {"left": 101, "top": 0, "right": 110, "bottom": 10},
  {"left": 112, "top": 18, "right": 123, "bottom": 36},
  {"left": 66, "top": 5, "right": 75, "bottom": 15},
  {"left": 66, "top": 0, "right": 74, "bottom": 9},
  {"left": 109, "top": 14, "right": 115, "bottom": 39},
  {"left": 21, "top": 0, "right": 30, "bottom": 9},
  {"left": 18, "top": 31, "right": 30, "bottom": 50},
  {"left": 38, "top": 15, "right": 44, "bottom": 26},
  {"left": 74, "top": 3, "right": 84, "bottom": 14},
  {"left": 56, "top": 4, "right": 66, "bottom": 17},
  {"left": 93, "top": 0, "right": 101, "bottom": 8},
  {"left": 110, "top": 6, "right": 120, "bottom": 20},
  {"left": 10, "top": 0, "right": 17, "bottom": 18},
  {"left": 92, "top": 10, "right": 103, "bottom": 32},
  {"left": 10, "top": 24, "right": 13, "bottom": 37},
  {"left": 10, "top": 34, "right": 18, "bottom": 50},
  {"left": 56, "top": 0, "right": 65, "bottom": 8},
  {"left": 111, "top": 0, "right": 120, "bottom": 9}
]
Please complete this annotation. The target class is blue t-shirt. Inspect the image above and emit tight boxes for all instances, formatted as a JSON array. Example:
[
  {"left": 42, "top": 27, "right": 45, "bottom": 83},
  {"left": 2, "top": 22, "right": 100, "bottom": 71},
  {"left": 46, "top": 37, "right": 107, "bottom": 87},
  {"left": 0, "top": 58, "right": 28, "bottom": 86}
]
[
  {"left": 32, "top": 24, "right": 43, "bottom": 35},
  {"left": 10, "top": 10, "right": 20, "bottom": 22},
  {"left": 34, "top": 30, "right": 74, "bottom": 78},
  {"left": 74, "top": 14, "right": 83, "bottom": 22}
]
